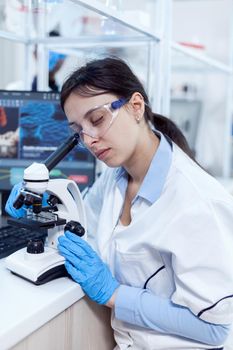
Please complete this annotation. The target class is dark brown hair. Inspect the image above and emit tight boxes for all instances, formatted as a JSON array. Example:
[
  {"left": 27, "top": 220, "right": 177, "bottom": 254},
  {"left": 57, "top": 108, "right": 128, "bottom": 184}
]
[{"left": 61, "top": 57, "right": 195, "bottom": 159}]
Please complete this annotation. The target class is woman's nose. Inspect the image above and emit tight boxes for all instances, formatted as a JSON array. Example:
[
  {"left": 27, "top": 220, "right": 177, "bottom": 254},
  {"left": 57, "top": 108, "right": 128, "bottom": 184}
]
[{"left": 82, "top": 133, "right": 98, "bottom": 148}]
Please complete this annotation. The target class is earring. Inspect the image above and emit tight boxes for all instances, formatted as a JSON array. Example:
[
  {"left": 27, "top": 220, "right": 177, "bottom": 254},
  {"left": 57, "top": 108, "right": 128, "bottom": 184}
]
[{"left": 136, "top": 116, "right": 141, "bottom": 123}]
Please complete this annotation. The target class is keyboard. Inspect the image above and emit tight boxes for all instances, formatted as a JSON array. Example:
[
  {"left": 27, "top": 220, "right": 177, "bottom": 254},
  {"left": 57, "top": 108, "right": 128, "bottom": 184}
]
[{"left": 0, "top": 225, "right": 47, "bottom": 259}]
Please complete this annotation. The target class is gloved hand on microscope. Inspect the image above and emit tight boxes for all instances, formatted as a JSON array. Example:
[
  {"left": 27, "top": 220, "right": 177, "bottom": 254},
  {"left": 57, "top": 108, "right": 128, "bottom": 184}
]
[
  {"left": 6, "top": 181, "right": 120, "bottom": 305},
  {"left": 58, "top": 231, "right": 120, "bottom": 305}
]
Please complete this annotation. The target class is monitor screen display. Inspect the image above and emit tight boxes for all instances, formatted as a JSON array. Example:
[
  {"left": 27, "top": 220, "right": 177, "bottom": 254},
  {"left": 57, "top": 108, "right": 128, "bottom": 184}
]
[{"left": 0, "top": 90, "right": 95, "bottom": 192}]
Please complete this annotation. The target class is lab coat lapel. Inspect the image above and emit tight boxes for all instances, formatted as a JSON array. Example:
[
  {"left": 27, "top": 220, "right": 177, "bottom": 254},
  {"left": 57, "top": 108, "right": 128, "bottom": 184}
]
[{"left": 97, "top": 184, "right": 124, "bottom": 260}]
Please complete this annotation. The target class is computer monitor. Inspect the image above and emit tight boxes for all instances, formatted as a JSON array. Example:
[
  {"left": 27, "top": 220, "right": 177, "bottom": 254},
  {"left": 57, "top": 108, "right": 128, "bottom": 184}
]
[
  {"left": 0, "top": 90, "right": 96, "bottom": 196},
  {"left": 170, "top": 98, "right": 202, "bottom": 153}
]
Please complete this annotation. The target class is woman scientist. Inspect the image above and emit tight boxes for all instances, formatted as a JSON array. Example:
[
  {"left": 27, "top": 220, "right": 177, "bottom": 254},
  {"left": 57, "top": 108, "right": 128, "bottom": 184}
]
[{"left": 6, "top": 57, "right": 233, "bottom": 349}]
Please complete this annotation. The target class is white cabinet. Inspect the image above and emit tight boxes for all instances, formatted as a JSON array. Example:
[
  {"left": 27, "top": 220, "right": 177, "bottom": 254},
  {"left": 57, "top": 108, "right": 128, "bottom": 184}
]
[{"left": 10, "top": 296, "right": 115, "bottom": 350}]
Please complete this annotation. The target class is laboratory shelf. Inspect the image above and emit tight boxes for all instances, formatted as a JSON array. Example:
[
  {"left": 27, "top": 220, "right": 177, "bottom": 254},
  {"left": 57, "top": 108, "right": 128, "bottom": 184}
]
[
  {"left": 29, "top": 35, "right": 152, "bottom": 49},
  {"left": 70, "top": 0, "right": 162, "bottom": 41},
  {"left": 0, "top": 30, "right": 27, "bottom": 43},
  {"left": 171, "top": 41, "right": 233, "bottom": 74}
]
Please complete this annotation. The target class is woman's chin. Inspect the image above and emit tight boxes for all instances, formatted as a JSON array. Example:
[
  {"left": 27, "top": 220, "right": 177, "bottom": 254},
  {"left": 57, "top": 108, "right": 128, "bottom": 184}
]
[{"left": 102, "top": 158, "right": 122, "bottom": 168}]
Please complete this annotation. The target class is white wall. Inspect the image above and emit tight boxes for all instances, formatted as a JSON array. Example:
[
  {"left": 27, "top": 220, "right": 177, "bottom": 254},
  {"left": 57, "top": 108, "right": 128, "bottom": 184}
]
[
  {"left": 172, "top": 0, "right": 233, "bottom": 176},
  {"left": 173, "top": 0, "right": 232, "bottom": 62}
]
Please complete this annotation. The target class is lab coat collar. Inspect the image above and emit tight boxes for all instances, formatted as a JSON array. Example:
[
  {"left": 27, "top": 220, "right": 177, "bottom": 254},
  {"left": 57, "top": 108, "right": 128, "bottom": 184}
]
[{"left": 115, "top": 131, "right": 173, "bottom": 204}]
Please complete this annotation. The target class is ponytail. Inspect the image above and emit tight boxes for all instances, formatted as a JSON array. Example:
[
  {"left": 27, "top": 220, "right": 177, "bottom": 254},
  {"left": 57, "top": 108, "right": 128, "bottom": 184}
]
[{"left": 145, "top": 105, "right": 195, "bottom": 160}]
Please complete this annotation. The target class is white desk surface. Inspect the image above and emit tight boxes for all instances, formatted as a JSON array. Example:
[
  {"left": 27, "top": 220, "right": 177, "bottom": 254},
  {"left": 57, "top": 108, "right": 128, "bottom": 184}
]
[{"left": 0, "top": 259, "right": 84, "bottom": 350}]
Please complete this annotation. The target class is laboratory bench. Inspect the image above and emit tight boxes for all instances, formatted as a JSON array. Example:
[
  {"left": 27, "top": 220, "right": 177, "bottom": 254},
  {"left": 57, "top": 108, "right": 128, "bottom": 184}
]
[{"left": 0, "top": 216, "right": 115, "bottom": 350}]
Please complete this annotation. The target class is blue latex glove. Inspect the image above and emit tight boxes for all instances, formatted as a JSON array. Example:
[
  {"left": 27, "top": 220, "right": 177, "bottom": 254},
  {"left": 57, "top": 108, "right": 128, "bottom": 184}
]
[
  {"left": 58, "top": 231, "right": 120, "bottom": 305},
  {"left": 5, "top": 182, "right": 26, "bottom": 218},
  {"left": 5, "top": 182, "right": 48, "bottom": 218}
]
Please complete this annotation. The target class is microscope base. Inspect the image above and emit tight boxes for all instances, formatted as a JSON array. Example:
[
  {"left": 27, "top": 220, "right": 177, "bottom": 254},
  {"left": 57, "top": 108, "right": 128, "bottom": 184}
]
[{"left": 5, "top": 247, "right": 68, "bottom": 285}]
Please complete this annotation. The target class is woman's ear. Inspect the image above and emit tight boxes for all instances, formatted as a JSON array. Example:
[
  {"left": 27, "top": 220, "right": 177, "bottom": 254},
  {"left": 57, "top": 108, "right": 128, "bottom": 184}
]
[
  {"left": 129, "top": 92, "right": 145, "bottom": 121},
  {"left": 130, "top": 92, "right": 144, "bottom": 112}
]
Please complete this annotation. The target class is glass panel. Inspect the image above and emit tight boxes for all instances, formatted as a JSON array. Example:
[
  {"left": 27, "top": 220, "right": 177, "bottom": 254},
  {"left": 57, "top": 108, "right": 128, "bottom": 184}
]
[
  {"left": 32, "top": 0, "right": 157, "bottom": 39},
  {"left": 93, "top": 0, "right": 158, "bottom": 30},
  {"left": 0, "top": 0, "right": 159, "bottom": 36}
]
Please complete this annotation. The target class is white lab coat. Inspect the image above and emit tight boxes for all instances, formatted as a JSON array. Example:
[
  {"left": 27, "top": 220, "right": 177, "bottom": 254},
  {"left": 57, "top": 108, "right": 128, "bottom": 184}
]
[{"left": 84, "top": 142, "right": 233, "bottom": 349}]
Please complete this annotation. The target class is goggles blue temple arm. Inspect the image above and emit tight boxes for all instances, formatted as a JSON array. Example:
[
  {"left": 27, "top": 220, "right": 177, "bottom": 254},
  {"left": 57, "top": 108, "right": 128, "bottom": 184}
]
[{"left": 111, "top": 98, "right": 127, "bottom": 110}]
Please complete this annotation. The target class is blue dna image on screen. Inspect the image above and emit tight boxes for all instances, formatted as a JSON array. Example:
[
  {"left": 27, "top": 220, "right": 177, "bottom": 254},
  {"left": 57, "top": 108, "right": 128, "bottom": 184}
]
[{"left": 0, "top": 91, "right": 95, "bottom": 191}]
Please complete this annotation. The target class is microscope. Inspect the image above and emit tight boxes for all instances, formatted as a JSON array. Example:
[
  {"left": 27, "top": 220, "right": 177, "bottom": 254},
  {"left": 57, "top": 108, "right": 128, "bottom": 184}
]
[{"left": 5, "top": 133, "right": 87, "bottom": 285}]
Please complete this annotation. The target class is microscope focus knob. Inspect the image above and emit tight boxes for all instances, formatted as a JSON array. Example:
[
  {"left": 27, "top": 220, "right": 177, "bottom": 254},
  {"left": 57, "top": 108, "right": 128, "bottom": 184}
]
[
  {"left": 27, "top": 239, "right": 45, "bottom": 254},
  {"left": 64, "top": 221, "right": 85, "bottom": 237}
]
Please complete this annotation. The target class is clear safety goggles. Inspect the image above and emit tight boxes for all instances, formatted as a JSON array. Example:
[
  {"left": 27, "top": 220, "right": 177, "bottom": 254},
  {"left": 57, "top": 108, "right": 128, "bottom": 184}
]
[{"left": 69, "top": 98, "right": 127, "bottom": 144}]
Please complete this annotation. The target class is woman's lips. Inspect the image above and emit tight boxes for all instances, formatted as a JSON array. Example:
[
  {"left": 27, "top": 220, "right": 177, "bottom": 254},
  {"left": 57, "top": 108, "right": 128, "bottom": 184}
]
[{"left": 95, "top": 148, "right": 111, "bottom": 160}]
